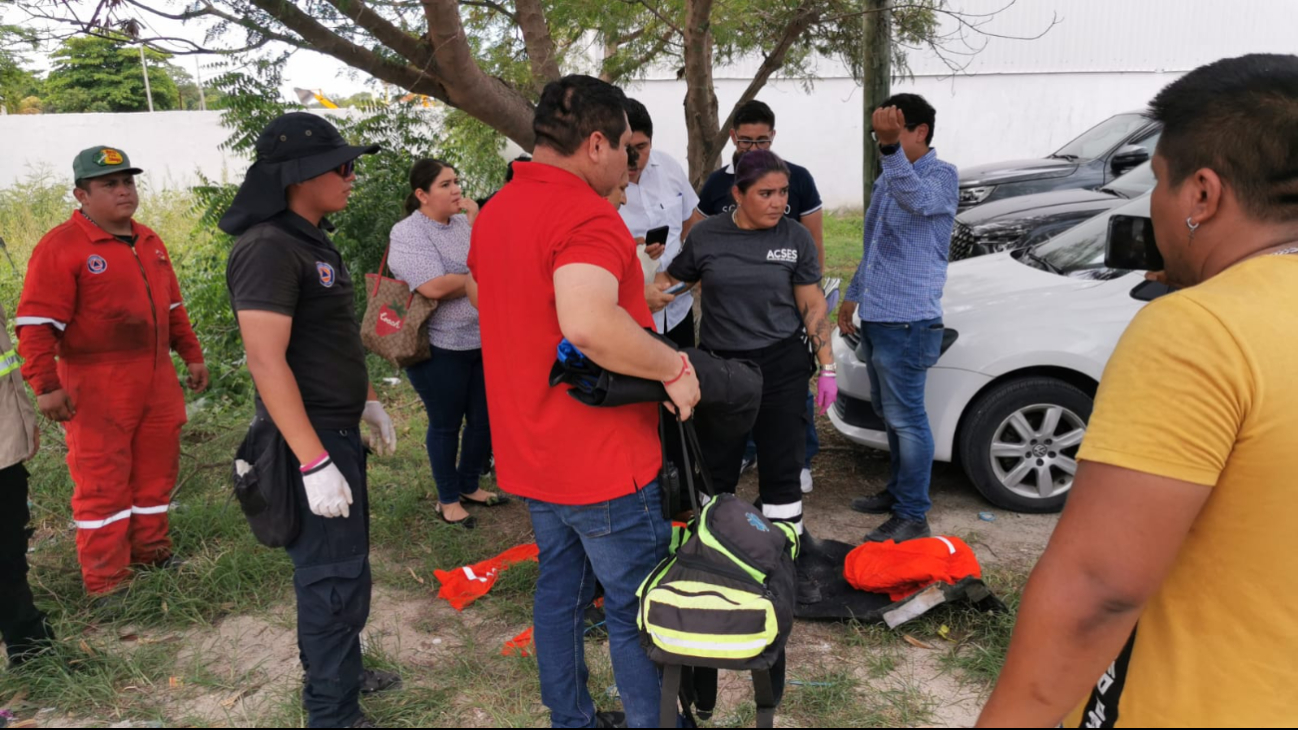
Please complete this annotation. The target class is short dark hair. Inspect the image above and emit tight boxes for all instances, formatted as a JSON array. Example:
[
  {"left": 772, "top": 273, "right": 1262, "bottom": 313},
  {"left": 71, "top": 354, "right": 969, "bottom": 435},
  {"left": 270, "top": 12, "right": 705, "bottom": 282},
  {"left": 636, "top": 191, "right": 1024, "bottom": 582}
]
[
  {"left": 733, "top": 100, "right": 775, "bottom": 130},
  {"left": 405, "top": 158, "right": 457, "bottom": 215},
  {"left": 534, "top": 75, "right": 629, "bottom": 156},
  {"left": 734, "top": 149, "right": 790, "bottom": 193},
  {"left": 624, "top": 97, "right": 653, "bottom": 139},
  {"left": 505, "top": 154, "right": 531, "bottom": 183},
  {"left": 1150, "top": 54, "right": 1298, "bottom": 222},
  {"left": 879, "top": 93, "right": 936, "bottom": 145},
  {"left": 74, "top": 178, "right": 90, "bottom": 191}
]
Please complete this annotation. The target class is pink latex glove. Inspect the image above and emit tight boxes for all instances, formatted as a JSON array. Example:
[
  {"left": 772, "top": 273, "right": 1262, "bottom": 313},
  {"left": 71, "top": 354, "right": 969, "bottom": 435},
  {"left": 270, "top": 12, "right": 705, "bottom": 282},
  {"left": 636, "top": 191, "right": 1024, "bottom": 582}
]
[{"left": 816, "top": 374, "right": 839, "bottom": 415}]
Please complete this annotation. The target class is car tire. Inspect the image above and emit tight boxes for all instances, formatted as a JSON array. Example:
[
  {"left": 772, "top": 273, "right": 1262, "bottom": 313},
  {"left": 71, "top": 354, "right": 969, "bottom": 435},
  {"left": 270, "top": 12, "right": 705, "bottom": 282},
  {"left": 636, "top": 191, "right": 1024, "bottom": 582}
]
[{"left": 959, "top": 376, "right": 1093, "bottom": 514}]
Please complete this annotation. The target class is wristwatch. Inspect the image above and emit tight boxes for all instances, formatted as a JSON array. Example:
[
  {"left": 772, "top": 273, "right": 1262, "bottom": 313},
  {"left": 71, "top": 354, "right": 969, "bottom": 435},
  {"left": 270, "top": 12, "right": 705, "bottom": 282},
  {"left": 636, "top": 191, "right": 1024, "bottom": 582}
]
[
  {"left": 819, "top": 363, "right": 837, "bottom": 374},
  {"left": 879, "top": 142, "right": 901, "bottom": 156}
]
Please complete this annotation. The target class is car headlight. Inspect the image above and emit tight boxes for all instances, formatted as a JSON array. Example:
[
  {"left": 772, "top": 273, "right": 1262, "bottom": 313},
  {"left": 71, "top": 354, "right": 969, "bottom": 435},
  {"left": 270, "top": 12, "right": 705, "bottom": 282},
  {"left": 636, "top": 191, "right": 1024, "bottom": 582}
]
[{"left": 959, "top": 185, "right": 997, "bottom": 206}]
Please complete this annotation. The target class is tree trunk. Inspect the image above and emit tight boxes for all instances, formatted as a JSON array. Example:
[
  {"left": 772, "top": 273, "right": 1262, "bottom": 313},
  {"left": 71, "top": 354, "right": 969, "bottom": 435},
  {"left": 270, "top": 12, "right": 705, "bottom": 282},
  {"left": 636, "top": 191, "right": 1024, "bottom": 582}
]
[
  {"left": 862, "top": 0, "right": 892, "bottom": 211},
  {"left": 682, "top": 0, "right": 720, "bottom": 190}
]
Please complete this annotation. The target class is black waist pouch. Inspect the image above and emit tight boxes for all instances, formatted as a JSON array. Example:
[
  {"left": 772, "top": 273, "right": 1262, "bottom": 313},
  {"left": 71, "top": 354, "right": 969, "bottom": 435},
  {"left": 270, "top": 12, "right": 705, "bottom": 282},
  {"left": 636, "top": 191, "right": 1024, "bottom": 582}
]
[{"left": 232, "top": 416, "right": 301, "bottom": 548}]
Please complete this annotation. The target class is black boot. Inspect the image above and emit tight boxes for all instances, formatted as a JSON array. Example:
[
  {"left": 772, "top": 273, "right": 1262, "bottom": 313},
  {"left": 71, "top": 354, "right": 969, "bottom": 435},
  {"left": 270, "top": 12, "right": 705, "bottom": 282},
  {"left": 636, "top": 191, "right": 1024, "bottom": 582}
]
[
  {"left": 865, "top": 515, "right": 932, "bottom": 543},
  {"left": 595, "top": 711, "right": 628, "bottom": 728},
  {"left": 850, "top": 490, "right": 897, "bottom": 515}
]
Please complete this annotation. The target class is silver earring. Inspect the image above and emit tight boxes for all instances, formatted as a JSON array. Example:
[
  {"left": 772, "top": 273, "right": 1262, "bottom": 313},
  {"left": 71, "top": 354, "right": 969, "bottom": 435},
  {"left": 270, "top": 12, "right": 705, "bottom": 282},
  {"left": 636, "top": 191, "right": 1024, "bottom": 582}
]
[{"left": 1186, "top": 216, "right": 1200, "bottom": 244}]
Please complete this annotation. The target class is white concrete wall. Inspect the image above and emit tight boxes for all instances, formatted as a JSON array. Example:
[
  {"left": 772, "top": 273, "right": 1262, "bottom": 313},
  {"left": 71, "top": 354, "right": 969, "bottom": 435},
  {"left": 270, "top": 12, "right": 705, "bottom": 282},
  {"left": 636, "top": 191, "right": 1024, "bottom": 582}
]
[{"left": 0, "top": 110, "right": 248, "bottom": 190}]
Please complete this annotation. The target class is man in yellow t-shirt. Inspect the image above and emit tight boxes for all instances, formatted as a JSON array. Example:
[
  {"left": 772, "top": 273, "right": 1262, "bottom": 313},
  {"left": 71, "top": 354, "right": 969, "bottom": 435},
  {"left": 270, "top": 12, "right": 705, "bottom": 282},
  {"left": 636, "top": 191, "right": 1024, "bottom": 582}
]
[{"left": 978, "top": 53, "right": 1298, "bottom": 728}]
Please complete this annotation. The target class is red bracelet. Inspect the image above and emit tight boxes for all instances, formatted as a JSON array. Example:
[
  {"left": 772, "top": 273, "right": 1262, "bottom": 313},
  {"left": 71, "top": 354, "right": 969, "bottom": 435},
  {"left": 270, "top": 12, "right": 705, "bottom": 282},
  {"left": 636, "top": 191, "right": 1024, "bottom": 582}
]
[{"left": 663, "top": 355, "right": 690, "bottom": 386}]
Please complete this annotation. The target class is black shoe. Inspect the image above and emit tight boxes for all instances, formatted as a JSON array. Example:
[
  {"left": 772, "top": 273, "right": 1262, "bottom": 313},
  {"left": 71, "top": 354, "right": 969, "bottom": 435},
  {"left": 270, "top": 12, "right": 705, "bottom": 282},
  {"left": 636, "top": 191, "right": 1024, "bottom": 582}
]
[
  {"left": 595, "top": 711, "right": 628, "bottom": 728},
  {"left": 359, "top": 668, "right": 402, "bottom": 695},
  {"left": 865, "top": 515, "right": 932, "bottom": 543},
  {"left": 435, "top": 504, "right": 476, "bottom": 530},
  {"left": 350, "top": 716, "right": 377, "bottom": 728},
  {"left": 850, "top": 490, "right": 897, "bottom": 515}
]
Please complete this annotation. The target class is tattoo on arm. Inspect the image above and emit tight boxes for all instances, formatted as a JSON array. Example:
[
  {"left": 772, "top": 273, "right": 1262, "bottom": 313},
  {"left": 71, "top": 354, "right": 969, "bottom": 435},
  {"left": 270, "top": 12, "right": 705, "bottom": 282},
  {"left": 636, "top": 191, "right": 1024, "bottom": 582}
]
[{"left": 801, "top": 301, "right": 834, "bottom": 363}]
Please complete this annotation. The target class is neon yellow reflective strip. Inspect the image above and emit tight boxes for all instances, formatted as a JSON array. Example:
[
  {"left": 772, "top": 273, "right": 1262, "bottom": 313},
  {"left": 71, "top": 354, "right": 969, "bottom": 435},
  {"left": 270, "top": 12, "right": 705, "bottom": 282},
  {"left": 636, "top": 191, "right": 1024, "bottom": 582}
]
[
  {"left": 649, "top": 631, "right": 770, "bottom": 660},
  {"left": 697, "top": 500, "right": 767, "bottom": 584},
  {"left": 0, "top": 349, "right": 20, "bottom": 377},
  {"left": 775, "top": 523, "right": 800, "bottom": 560}
]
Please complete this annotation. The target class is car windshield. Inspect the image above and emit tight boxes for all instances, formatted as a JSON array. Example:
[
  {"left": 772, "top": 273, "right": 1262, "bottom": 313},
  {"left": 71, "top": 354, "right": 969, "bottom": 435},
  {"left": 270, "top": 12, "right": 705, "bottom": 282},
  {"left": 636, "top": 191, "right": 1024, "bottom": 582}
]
[
  {"left": 1100, "top": 161, "right": 1155, "bottom": 198},
  {"left": 1052, "top": 113, "right": 1149, "bottom": 161},
  {"left": 1030, "top": 195, "right": 1152, "bottom": 280}
]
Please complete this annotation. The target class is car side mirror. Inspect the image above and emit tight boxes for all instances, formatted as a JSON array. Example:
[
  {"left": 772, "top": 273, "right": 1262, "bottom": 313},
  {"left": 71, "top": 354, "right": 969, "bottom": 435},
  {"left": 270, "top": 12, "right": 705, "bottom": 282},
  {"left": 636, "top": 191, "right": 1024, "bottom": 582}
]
[{"left": 1111, "top": 144, "right": 1150, "bottom": 174}]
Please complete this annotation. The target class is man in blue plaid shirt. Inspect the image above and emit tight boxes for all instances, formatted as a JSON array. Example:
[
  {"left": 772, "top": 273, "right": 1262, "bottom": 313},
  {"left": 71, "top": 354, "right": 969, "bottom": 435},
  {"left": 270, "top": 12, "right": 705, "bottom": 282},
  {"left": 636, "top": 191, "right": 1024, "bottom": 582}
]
[{"left": 841, "top": 94, "right": 959, "bottom": 543}]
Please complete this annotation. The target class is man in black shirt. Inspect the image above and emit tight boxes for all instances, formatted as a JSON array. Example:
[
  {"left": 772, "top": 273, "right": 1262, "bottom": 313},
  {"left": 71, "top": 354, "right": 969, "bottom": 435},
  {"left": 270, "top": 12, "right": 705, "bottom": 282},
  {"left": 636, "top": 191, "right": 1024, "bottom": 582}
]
[{"left": 221, "top": 113, "right": 400, "bottom": 730}]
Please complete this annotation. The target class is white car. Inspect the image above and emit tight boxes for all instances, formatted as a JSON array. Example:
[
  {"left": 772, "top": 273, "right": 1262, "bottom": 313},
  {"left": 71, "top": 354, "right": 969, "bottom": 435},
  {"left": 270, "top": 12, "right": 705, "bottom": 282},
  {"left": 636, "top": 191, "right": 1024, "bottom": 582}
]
[{"left": 830, "top": 196, "right": 1168, "bottom": 513}]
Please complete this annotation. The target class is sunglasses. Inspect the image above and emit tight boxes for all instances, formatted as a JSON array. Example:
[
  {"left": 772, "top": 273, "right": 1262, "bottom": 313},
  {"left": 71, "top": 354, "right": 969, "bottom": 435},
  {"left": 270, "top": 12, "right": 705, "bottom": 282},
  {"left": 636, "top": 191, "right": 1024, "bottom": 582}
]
[{"left": 335, "top": 159, "right": 357, "bottom": 178}]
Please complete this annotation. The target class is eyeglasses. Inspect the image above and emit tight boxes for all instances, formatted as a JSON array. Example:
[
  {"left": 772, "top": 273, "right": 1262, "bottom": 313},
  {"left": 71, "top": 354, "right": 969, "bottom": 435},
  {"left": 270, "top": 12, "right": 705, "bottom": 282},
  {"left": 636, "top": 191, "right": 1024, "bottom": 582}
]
[
  {"left": 335, "top": 159, "right": 356, "bottom": 178},
  {"left": 735, "top": 137, "right": 773, "bottom": 150},
  {"left": 870, "top": 124, "right": 920, "bottom": 142}
]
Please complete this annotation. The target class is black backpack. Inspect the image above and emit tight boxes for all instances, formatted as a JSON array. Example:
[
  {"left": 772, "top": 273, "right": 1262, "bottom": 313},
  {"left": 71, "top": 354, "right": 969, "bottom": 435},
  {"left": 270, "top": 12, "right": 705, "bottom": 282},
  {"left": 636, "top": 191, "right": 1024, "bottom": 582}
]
[{"left": 637, "top": 419, "right": 797, "bottom": 728}]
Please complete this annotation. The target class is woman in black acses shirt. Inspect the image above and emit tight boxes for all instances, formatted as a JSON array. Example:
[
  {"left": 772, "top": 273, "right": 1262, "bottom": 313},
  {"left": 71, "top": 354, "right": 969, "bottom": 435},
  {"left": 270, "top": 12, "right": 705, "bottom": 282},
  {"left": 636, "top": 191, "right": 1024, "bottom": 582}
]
[{"left": 659, "top": 149, "right": 837, "bottom": 604}]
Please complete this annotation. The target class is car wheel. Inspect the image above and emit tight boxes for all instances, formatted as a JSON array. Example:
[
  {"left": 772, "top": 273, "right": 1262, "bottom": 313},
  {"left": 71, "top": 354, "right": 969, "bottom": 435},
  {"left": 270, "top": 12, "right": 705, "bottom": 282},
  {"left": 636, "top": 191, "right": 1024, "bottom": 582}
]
[{"left": 959, "top": 376, "right": 1092, "bottom": 514}]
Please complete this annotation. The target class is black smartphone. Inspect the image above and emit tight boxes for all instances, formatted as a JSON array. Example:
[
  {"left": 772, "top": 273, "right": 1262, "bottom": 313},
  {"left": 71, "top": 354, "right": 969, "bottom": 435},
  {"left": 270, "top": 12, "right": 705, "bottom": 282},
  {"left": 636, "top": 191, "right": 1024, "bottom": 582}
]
[
  {"left": 645, "top": 225, "right": 670, "bottom": 247},
  {"left": 1105, "top": 214, "right": 1164, "bottom": 271},
  {"left": 664, "top": 281, "right": 689, "bottom": 295}
]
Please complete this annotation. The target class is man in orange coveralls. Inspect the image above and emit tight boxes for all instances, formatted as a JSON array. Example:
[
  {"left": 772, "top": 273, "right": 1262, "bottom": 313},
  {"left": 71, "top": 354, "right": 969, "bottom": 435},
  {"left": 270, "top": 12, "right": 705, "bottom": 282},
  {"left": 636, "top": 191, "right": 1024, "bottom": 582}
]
[{"left": 16, "top": 146, "right": 208, "bottom": 599}]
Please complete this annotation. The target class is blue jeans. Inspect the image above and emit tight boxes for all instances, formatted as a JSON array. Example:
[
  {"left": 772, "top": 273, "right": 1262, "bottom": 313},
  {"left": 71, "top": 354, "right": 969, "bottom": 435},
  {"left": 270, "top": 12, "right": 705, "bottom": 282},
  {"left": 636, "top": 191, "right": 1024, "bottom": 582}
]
[
  {"left": 406, "top": 346, "right": 492, "bottom": 504},
  {"left": 526, "top": 482, "right": 671, "bottom": 728},
  {"left": 860, "top": 318, "right": 943, "bottom": 521},
  {"left": 743, "top": 393, "right": 819, "bottom": 469}
]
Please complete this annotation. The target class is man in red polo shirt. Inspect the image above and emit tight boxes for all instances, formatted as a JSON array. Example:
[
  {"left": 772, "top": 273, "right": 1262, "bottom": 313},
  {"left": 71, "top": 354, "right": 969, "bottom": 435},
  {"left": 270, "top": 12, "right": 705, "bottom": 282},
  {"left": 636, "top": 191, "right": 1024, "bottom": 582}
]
[
  {"left": 16, "top": 146, "right": 206, "bottom": 599},
  {"left": 469, "top": 75, "right": 700, "bottom": 728}
]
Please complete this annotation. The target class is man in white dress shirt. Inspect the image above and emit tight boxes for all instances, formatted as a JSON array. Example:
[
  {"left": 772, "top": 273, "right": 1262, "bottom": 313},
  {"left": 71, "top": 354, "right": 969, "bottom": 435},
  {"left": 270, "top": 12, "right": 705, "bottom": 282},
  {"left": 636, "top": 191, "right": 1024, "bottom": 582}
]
[{"left": 620, "top": 97, "right": 702, "bottom": 348}]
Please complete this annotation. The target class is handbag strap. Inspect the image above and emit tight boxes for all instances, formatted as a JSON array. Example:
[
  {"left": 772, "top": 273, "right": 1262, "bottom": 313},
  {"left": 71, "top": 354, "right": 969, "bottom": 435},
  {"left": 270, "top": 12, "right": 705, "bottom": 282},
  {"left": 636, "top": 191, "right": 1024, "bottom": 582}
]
[{"left": 370, "top": 243, "right": 393, "bottom": 299}]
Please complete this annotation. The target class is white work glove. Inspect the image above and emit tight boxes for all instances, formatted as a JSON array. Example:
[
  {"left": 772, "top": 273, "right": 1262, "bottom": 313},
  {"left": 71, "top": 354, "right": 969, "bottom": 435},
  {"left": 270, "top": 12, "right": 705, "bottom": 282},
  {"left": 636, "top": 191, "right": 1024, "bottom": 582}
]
[
  {"left": 303, "top": 457, "right": 353, "bottom": 519},
  {"left": 362, "top": 400, "right": 397, "bottom": 457}
]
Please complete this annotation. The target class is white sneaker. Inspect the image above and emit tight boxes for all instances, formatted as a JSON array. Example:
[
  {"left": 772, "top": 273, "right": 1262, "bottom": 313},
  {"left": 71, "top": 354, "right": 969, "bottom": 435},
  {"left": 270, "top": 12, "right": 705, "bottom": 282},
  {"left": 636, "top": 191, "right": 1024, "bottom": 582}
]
[{"left": 800, "top": 468, "right": 814, "bottom": 494}]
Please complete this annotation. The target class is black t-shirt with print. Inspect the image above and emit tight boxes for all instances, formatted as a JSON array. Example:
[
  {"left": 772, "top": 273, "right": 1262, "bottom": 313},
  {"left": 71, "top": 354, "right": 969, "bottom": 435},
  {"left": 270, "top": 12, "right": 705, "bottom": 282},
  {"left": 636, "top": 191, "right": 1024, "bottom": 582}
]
[
  {"left": 696, "top": 160, "right": 824, "bottom": 221},
  {"left": 669, "top": 214, "right": 821, "bottom": 352},
  {"left": 226, "top": 212, "right": 369, "bottom": 429}
]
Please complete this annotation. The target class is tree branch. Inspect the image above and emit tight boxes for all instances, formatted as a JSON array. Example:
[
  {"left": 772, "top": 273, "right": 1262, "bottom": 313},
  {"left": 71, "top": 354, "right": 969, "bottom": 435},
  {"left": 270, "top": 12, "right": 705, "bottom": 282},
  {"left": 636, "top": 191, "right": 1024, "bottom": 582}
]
[
  {"left": 602, "top": 28, "right": 675, "bottom": 85},
  {"left": 460, "top": 0, "right": 516, "bottom": 22},
  {"left": 321, "top": 0, "right": 438, "bottom": 70},
  {"left": 419, "top": 0, "right": 538, "bottom": 146},
  {"left": 515, "top": 0, "right": 562, "bottom": 90},
  {"left": 243, "top": 0, "right": 449, "bottom": 98},
  {"left": 710, "top": 1, "right": 819, "bottom": 156},
  {"left": 630, "top": 0, "right": 684, "bottom": 37}
]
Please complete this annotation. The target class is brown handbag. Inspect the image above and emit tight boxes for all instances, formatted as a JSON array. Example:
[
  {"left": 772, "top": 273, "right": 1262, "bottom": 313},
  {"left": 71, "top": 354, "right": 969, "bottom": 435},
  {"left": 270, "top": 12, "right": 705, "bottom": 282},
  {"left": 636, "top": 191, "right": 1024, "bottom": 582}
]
[{"left": 361, "top": 245, "right": 438, "bottom": 368}]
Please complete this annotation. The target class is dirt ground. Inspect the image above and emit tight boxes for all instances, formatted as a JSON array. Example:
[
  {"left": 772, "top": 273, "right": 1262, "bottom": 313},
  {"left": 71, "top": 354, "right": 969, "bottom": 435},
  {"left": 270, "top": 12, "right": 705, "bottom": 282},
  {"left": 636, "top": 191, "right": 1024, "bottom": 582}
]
[{"left": 7, "top": 417, "right": 1058, "bottom": 729}]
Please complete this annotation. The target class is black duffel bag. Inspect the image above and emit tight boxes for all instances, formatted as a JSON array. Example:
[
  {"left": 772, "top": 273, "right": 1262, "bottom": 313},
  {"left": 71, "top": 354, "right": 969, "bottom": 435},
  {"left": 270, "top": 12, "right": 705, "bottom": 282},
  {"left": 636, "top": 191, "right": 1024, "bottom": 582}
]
[{"left": 232, "top": 417, "right": 301, "bottom": 548}]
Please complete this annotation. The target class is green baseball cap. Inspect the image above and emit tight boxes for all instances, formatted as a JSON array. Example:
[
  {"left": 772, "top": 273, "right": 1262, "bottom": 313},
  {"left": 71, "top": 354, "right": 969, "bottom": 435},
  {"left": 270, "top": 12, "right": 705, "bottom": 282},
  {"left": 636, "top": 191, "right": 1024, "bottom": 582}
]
[{"left": 72, "top": 145, "right": 144, "bottom": 182}]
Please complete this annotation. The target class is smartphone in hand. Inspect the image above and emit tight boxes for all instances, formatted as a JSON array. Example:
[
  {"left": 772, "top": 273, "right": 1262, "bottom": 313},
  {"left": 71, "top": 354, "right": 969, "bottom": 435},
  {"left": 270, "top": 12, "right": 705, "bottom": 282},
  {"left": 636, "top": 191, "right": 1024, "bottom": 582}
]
[{"left": 645, "top": 225, "right": 670, "bottom": 247}]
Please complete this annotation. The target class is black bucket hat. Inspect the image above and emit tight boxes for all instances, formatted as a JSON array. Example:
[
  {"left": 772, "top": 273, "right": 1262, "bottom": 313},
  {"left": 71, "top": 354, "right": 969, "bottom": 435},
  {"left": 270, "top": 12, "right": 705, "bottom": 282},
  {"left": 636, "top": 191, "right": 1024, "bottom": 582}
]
[{"left": 218, "top": 112, "right": 380, "bottom": 236}]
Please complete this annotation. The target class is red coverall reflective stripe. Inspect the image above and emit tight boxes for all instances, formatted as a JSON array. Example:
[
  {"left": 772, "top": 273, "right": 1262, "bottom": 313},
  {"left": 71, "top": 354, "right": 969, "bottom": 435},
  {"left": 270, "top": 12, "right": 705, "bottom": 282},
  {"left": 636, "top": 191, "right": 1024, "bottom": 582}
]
[{"left": 16, "top": 213, "right": 203, "bottom": 595}]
